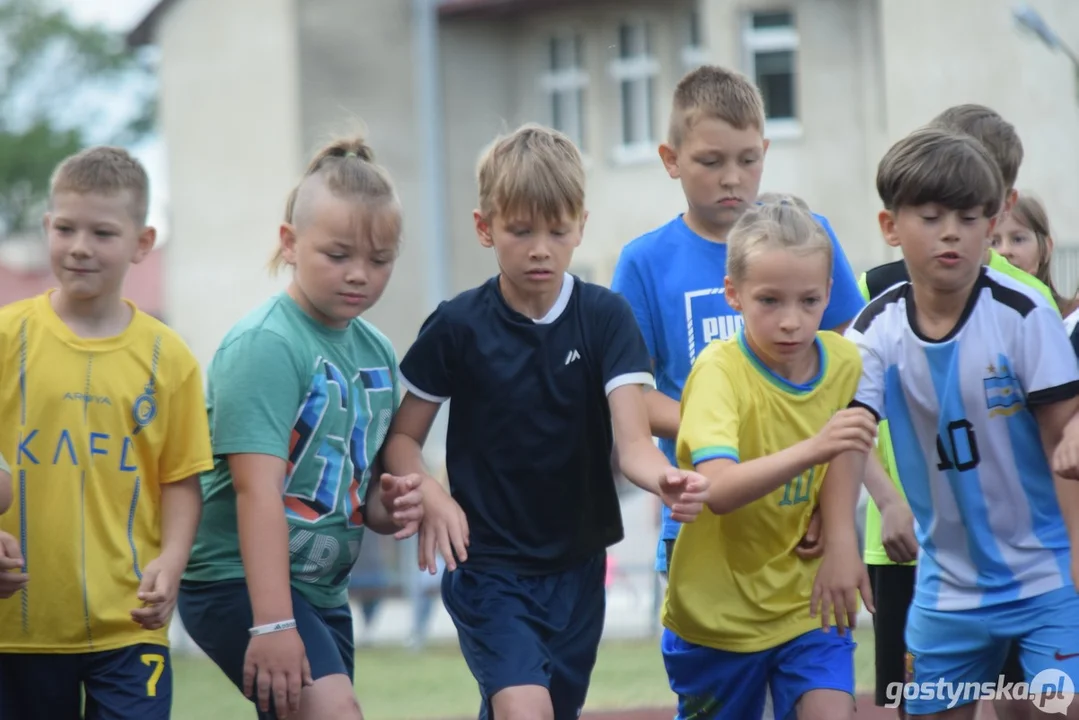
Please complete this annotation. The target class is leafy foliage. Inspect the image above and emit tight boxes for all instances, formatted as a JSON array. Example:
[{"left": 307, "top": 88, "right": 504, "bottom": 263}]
[{"left": 0, "top": 0, "right": 155, "bottom": 237}]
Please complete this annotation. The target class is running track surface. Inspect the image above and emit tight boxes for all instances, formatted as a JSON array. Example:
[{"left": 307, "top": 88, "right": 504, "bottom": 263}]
[{"left": 489, "top": 695, "right": 1003, "bottom": 719}]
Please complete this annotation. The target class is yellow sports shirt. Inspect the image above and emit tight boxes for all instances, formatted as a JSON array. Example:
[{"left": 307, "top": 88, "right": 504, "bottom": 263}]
[
  {"left": 663, "top": 330, "right": 862, "bottom": 653},
  {"left": 0, "top": 293, "right": 213, "bottom": 653}
]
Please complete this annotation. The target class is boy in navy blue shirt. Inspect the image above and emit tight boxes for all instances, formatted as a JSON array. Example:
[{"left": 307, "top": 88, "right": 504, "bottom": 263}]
[
  {"left": 382, "top": 123, "right": 709, "bottom": 720},
  {"left": 611, "top": 66, "right": 865, "bottom": 578}
]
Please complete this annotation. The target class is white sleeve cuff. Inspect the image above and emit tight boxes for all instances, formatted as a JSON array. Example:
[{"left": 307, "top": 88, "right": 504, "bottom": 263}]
[
  {"left": 605, "top": 372, "right": 655, "bottom": 396},
  {"left": 400, "top": 375, "right": 449, "bottom": 404}
]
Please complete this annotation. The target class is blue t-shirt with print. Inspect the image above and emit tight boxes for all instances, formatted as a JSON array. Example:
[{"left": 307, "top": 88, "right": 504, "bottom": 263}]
[{"left": 610, "top": 213, "right": 865, "bottom": 572}]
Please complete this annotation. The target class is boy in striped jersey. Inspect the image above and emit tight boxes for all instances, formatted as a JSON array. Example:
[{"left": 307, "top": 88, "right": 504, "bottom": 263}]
[{"left": 848, "top": 126, "right": 1079, "bottom": 719}]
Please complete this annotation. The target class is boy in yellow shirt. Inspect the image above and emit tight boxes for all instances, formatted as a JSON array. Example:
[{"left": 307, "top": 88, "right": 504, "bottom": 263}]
[{"left": 0, "top": 147, "right": 214, "bottom": 719}]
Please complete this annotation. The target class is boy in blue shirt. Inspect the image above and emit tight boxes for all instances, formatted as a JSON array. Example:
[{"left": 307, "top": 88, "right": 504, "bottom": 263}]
[{"left": 611, "top": 65, "right": 865, "bottom": 576}]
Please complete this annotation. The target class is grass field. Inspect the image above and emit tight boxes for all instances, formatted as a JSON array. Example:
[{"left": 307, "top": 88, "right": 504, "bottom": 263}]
[{"left": 171, "top": 628, "right": 876, "bottom": 720}]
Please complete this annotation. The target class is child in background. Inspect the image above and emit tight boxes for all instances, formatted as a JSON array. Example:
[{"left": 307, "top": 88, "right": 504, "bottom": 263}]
[
  {"left": 663, "top": 199, "right": 875, "bottom": 720},
  {"left": 992, "top": 193, "right": 1077, "bottom": 317},
  {"left": 382, "top": 123, "right": 708, "bottom": 720},
  {"left": 610, "top": 65, "right": 864, "bottom": 582},
  {"left": 178, "top": 136, "right": 424, "bottom": 720},
  {"left": 849, "top": 126, "right": 1079, "bottom": 719},
  {"left": 0, "top": 146, "right": 214, "bottom": 720}
]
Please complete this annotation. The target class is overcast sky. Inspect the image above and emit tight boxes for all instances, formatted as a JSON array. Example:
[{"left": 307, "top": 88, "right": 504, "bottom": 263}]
[{"left": 55, "top": 0, "right": 170, "bottom": 240}]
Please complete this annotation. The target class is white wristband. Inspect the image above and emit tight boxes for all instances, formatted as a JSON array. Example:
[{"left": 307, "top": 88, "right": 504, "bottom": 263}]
[{"left": 249, "top": 619, "right": 297, "bottom": 637}]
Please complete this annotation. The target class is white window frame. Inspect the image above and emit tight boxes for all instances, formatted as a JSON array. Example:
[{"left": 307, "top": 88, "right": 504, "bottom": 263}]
[
  {"left": 742, "top": 11, "right": 801, "bottom": 139},
  {"left": 540, "top": 34, "right": 589, "bottom": 153},
  {"left": 682, "top": 8, "right": 708, "bottom": 72},
  {"left": 610, "top": 20, "right": 660, "bottom": 165}
]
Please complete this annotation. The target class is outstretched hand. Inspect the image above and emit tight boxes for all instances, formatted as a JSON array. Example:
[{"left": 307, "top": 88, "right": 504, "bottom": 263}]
[
  {"left": 379, "top": 473, "right": 425, "bottom": 540},
  {"left": 658, "top": 468, "right": 709, "bottom": 524}
]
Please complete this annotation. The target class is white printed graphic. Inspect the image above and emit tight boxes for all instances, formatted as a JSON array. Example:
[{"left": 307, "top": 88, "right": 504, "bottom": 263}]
[
  {"left": 884, "top": 669, "right": 1074, "bottom": 714},
  {"left": 565, "top": 349, "right": 581, "bottom": 365},
  {"left": 683, "top": 289, "right": 742, "bottom": 362}
]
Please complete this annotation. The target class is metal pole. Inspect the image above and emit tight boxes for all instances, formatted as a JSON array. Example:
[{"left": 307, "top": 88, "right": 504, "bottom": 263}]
[{"left": 405, "top": 0, "right": 449, "bottom": 644}]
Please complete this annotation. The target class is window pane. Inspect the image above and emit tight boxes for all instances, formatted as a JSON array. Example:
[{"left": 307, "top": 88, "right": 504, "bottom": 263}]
[
  {"left": 755, "top": 50, "right": 795, "bottom": 119},
  {"left": 644, "top": 76, "right": 655, "bottom": 142},
  {"left": 552, "top": 91, "right": 565, "bottom": 132},
  {"left": 575, "top": 88, "right": 586, "bottom": 152},
  {"left": 549, "top": 37, "right": 559, "bottom": 71},
  {"left": 621, "top": 79, "right": 634, "bottom": 144},
  {"left": 688, "top": 10, "right": 701, "bottom": 48},
  {"left": 752, "top": 11, "right": 793, "bottom": 29},
  {"left": 619, "top": 24, "right": 633, "bottom": 58},
  {"left": 574, "top": 34, "right": 583, "bottom": 69}
]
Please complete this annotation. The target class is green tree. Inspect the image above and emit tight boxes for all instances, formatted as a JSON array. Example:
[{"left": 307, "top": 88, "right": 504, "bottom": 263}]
[{"left": 0, "top": 0, "right": 155, "bottom": 238}]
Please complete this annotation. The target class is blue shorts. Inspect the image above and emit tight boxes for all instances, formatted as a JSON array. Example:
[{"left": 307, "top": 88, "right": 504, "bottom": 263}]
[
  {"left": 661, "top": 627, "right": 856, "bottom": 720},
  {"left": 442, "top": 553, "right": 606, "bottom": 719},
  {"left": 905, "top": 585, "right": 1079, "bottom": 715},
  {"left": 178, "top": 579, "right": 354, "bottom": 719},
  {"left": 0, "top": 644, "right": 172, "bottom": 720}
]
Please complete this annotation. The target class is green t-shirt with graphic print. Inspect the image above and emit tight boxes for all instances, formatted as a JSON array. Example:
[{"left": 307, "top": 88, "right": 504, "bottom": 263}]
[{"left": 184, "top": 293, "right": 400, "bottom": 608}]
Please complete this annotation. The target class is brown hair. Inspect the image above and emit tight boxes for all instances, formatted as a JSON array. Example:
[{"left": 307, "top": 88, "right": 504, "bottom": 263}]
[
  {"left": 50, "top": 146, "right": 150, "bottom": 225},
  {"left": 930, "top": 104, "right": 1023, "bottom": 192},
  {"left": 1008, "top": 193, "right": 1073, "bottom": 311},
  {"left": 877, "top": 127, "right": 1003, "bottom": 216},
  {"left": 272, "top": 134, "right": 401, "bottom": 274},
  {"left": 476, "top": 123, "right": 585, "bottom": 222},
  {"left": 727, "top": 197, "right": 833, "bottom": 283},
  {"left": 668, "top": 65, "right": 766, "bottom": 146}
]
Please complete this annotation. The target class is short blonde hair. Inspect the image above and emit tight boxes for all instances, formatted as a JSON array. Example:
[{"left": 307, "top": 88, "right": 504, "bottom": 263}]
[
  {"left": 476, "top": 123, "right": 584, "bottom": 222},
  {"left": 756, "top": 192, "right": 810, "bottom": 211},
  {"left": 727, "top": 198, "right": 833, "bottom": 283},
  {"left": 668, "top": 65, "right": 766, "bottom": 147},
  {"left": 272, "top": 134, "right": 401, "bottom": 274},
  {"left": 50, "top": 146, "right": 150, "bottom": 225}
]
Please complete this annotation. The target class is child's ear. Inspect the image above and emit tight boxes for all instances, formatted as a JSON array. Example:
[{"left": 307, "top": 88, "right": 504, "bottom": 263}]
[
  {"left": 132, "top": 226, "right": 157, "bottom": 264},
  {"left": 474, "top": 210, "right": 494, "bottom": 248},
  {"left": 279, "top": 223, "right": 299, "bottom": 265},
  {"left": 724, "top": 275, "right": 742, "bottom": 312},
  {"left": 658, "top": 143, "right": 680, "bottom": 180},
  {"left": 879, "top": 210, "right": 901, "bottom": 248}
]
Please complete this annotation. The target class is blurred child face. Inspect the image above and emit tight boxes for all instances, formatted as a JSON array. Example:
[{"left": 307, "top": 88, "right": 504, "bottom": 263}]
[
  {"left": 660, "top": 117, "right": 768, "bottom": 239},
  {"left": 280, "top": 190, "right": 398, "bottom": 329},
  {"left": 725, "top": 249, "right": 831, "bottom": 378},
  {"left": 46, "top": 191, "right": 155, "bottom": 304},
  {"left": 475, "top": 209, "right": 583, "bottom": 303},
  {"left": 880, "top": 204, "right": 996, "bottom": 295},
  {"left": 991, "top": 212, "right": 1044, "bottom": 277}
]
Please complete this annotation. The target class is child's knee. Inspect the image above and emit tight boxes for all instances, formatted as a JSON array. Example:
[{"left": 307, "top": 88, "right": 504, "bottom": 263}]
[
  {"left": 491, "top": 684, "right": 554, "bottom": 720},
  {"left": 299, "top": 673, "right": 363, "bottom": 720},
  {"left": 796, "top": 688, "right": 854, "bottom": 720}
]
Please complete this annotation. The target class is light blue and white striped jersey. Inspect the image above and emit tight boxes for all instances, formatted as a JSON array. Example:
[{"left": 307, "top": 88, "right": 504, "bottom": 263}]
[{"left": 847, "top": 267, "right": 1079, "bottom": 611}]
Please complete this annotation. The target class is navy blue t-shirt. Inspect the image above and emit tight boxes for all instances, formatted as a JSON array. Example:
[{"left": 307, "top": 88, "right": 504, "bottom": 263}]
[{"left": 399, "top": 273, "right": 654, "bottom": 574}]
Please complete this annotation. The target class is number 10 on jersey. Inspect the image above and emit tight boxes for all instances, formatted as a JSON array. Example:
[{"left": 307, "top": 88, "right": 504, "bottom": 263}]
[{"left": 936, "top": 419, "right": 981, "bottom": 472}]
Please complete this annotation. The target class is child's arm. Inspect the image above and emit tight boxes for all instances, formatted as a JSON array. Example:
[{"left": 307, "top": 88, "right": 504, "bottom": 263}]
[
  {"left": 811, "top": 448, "right": 875, "bottom": 634},
  {"left": 0, "top": 453, "right": 10, "bottom": 515},
  {"left": 361, "top": 459, "right": 424, "bottom": 539},
  {"left": 608, "top": 385, "right": 707, "bottom": 522},
  {"left": 692, "top": 408, "right": 876, "bottom": 516},
  {"left": 383, "top": 304, "right": 468, "bottom": 572},
  {"left": 610, "top": 249, "right": 679, "bottom": 439},
  {"left": 862, "top": 452, "right": 918, "bottom": 563},
  {"left": 130, "top": 475, "right": 202, "bottom": 630}
]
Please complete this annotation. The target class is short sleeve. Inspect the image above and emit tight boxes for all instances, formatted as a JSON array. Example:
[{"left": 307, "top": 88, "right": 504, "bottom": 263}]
[
  {"left": 610, "top": 249, "right": 659, "bottom": 361},
  {"left": 857, "top": 272, "right": 871, "bottom": 303},
  {"left": 207, "top": 330, "right": 308, "bottom": 459},
  {"left": 677, "top": 357, "right": 741, "bottom": 467},
  {"left": 1066, "top": 309, "right": 1079, "bottom": 361},
  {"left": 597, "top": 291, "right": 654, "bottom": 395},
  {"left": 1015, "top": 306, "right": 1079, "bottom": 407},
  {"left": 844, "top": 321, "right": 886, "bottom": 422},
  {"left": 816, "top": 214, "right": 866, "bottom": 330},
  {"left": 399, "top": 303, "right": 456, "bottom": 403},
  {"left": 160, "top": 364, "right": 214, "bottom": 483},
  {"left": 0, "top": 451, "right": 8, "bottom": 475}
]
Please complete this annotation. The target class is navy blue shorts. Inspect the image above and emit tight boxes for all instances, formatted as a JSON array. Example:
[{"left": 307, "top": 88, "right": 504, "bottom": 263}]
[
  {"left": 178, "top": 579, "right": 354, "bottom": 719},
  {"left": 0, "top": 644, "right": 172, "bottom": 720},
  {"left": 442, "top": 552, "right": 606, "bottom": 719}
]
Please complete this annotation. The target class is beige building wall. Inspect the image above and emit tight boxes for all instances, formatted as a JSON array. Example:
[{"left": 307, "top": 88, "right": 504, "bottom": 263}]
[{"left": 155, "top": 0, "right": 301, "bottom": 370}]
